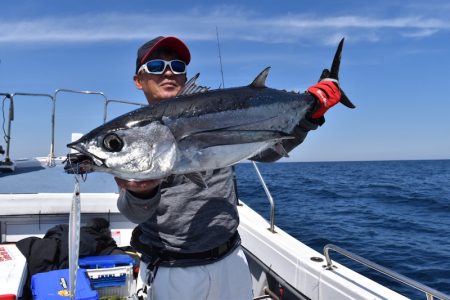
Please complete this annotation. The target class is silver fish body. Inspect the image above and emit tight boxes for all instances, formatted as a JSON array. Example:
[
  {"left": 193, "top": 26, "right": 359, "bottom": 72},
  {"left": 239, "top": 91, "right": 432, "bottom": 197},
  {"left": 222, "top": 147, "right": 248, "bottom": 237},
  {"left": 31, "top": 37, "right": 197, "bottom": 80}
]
[
  {"left": 67, "top": 39, "right": 354, "bottom": 180},
  {"left": 68, "top": 73, "right": 314, "bottom": 180}
]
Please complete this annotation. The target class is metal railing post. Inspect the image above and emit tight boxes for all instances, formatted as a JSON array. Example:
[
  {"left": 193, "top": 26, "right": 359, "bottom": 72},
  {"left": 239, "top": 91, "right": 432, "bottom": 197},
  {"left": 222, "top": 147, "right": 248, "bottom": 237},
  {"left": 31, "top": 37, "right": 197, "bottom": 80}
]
[
  {"left": 252, "top": 161, "right": 276, "bottom": 233},
  {"left": 11, "top": 93, "right": 55, "bottom": 165},
  {"left": 324, "top": 244, "right": 450, "bottom": 300},
  {"left": 54, "top": 89, "right": 108, "bottom": 122},
  {"left": 0, "top": 93, "right": 13, "bottom": 163},
  {"left": 104, "top": 99, "right": 146, "bottom": 122},
  {"left": 1, "top": 92, "right": 56, "bottom": 165},
  {"left": 1, "top": 89, "right": 147, "bottom": 165}
]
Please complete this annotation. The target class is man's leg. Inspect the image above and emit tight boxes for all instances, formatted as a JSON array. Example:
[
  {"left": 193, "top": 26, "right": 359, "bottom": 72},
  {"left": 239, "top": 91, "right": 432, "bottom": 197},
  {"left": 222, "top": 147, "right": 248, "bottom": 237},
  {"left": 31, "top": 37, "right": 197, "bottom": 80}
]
[
  {"left": 207, "top": 247, "right": 253, "bottom": 300},
  {"left": 138, "top": 246, "right": 253, "bottom": 300}
]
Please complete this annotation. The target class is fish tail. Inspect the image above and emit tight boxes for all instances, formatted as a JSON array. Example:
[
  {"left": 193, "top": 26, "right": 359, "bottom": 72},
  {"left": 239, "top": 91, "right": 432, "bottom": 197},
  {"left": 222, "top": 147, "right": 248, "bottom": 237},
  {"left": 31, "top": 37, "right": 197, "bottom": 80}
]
[{"left": 321, "top": 38, "right": 356, "bottom": 109}]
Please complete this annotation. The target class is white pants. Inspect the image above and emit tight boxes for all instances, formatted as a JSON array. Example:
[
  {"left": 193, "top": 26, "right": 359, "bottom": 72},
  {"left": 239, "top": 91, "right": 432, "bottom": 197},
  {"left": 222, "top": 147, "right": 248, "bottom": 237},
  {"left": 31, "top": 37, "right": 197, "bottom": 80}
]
[{"left": 136, "top": 246, "right": 253, "bottom": 300}]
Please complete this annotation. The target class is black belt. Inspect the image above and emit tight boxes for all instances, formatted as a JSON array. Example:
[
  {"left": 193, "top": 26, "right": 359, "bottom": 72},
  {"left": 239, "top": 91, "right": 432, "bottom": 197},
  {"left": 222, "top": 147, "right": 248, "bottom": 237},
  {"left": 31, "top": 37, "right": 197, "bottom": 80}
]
[{"left": 131, "top": 227, "right": 240, "bottom": 263}]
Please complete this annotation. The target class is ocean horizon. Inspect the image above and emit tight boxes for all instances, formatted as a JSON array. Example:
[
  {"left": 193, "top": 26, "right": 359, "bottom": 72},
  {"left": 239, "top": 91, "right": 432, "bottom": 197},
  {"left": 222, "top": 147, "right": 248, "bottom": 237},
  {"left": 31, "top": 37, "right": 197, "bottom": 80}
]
[{"left": 235, "top": 159, "right": 450, "bottom": 299}]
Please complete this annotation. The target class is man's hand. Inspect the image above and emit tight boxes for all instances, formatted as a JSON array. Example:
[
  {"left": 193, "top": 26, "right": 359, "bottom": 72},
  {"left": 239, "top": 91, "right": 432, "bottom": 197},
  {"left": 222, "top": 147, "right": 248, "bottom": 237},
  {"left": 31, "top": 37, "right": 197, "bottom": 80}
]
[
  {"left": 307, "top": 79, "right": 341, "bottom": 119},
  {"left": 115, "top": 177, "right": 162, "bottom": 199}
]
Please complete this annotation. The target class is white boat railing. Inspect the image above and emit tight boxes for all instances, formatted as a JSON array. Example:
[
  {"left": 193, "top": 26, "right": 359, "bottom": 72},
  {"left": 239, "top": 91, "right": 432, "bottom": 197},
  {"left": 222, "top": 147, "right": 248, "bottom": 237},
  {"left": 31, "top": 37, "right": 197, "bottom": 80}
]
[
  {"left": 0, "top": 89, "right": 146, "bottom": 167},
  {"left": 0, "top": 93, "right": 14, "bottom": 163},
  {"left": 54, "top": 88, "right": 108, "bottom": 122},
  {"left": 13, "top": 92, "right": 55, "bottom": 165},
  {"left": 251, "top": 161, "right": 276, "bottom": 233},
  {"left": 250, "top": 160, "right": 450, "bottom": 299},
  {"left": 324, "top": 244, "right": 450, "bottom": 300},
  {"left": 2, "top": 88, "right": 450, "bottom": 299},
  {"left": 104, "top": 99, "right": 146, "bottom": 121}
]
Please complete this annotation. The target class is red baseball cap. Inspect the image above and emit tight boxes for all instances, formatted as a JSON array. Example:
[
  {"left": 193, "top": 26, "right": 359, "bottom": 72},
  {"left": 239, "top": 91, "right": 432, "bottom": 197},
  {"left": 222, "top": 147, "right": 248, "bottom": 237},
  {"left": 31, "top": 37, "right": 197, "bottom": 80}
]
[{"left": 135, "top": 36, "right": 191, "bottom": 74}]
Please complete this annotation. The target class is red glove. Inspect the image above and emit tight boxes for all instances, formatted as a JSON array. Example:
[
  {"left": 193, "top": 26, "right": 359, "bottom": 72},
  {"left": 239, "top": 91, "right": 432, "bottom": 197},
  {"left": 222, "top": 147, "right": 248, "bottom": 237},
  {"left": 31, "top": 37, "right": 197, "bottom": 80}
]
[{"left": 307, "top": 80, "right": 341, "bottom": 118}]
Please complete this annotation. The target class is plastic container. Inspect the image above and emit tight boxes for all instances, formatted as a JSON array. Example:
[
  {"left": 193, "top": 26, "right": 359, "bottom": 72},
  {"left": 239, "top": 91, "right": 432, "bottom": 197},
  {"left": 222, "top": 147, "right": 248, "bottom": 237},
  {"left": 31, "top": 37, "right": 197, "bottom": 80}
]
[
  {"left": 78, "top": 254, "right": 134, "bottom": 269},
  {"left": 0, "top": 244, "right": 27, "bottom": 299},
  {"left": 85, "top": 266, "right": 133, "bottom": 298},
  {"left": 79, "top": 255, "right": 134, "bottom": 298},
  {"left": 31, "top": 268, "right": 98, "bottom": 300}
]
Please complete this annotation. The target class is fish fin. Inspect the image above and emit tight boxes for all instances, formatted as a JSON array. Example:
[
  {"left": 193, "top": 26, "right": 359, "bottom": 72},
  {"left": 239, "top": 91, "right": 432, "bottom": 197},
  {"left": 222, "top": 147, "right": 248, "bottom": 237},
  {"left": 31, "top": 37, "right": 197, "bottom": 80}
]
[
  {"left": 178, "top": 130, "right": 291, "bottom": 150},
  {"left": 271, "top": 143, "right": 289, "bottom": 158},
  {"left": 177, "top": 73, "right": 210, "bottom": 96},
  {"left": 250, "top": 67, "right": 271, "bottom": 88},
  {"left": 185, "top": 172, "right": 208, "bottom": 188}
]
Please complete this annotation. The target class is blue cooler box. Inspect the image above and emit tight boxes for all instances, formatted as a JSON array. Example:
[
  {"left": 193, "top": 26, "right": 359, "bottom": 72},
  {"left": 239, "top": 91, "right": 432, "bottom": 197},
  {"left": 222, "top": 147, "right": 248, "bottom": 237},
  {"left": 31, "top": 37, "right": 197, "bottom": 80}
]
[{"left": 31, "top": 268, "right": 98, "bottom": 300}]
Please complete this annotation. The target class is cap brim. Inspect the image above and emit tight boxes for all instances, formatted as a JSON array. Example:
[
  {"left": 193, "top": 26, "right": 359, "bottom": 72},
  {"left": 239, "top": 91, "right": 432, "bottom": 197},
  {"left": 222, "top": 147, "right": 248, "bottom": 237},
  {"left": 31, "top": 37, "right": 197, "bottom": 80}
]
[{"left": 140, "top": 36, "right": 191, "bottom": 65}]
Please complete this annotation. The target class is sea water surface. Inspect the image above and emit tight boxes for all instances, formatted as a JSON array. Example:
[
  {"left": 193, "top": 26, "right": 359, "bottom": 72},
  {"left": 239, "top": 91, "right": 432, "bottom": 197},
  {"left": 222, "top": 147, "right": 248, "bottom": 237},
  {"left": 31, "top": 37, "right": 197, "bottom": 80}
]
[{"left": 234, "top": 159, "right": 450, "bottom": 299}]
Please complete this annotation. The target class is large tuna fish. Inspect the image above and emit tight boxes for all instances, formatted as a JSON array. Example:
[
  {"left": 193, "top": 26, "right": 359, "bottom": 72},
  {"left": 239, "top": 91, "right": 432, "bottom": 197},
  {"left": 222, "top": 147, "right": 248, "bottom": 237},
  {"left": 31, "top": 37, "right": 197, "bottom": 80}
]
[{"left": 66, "top": 38, "right": 354, "bottom": 182}]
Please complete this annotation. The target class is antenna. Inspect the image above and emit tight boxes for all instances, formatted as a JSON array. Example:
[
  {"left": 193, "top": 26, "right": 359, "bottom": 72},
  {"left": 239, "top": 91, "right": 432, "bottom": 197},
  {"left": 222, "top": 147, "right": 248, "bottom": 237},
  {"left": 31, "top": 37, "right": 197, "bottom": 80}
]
[{"left": 216, "top": 26, "right": 225, "bottom": 88}]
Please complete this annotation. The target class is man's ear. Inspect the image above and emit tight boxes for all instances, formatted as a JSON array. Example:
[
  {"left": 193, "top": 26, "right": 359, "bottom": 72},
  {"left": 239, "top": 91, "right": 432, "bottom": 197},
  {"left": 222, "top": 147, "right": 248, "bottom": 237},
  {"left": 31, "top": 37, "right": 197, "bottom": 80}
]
[{"left": 134, "top": 74, "right": 143, "bottom": 90}]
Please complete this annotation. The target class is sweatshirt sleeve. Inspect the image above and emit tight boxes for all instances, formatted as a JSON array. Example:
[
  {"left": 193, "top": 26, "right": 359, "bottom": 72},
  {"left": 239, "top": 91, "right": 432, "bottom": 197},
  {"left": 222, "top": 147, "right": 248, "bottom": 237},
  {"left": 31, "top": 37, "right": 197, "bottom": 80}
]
[{"left": 116, "top": 187, "right": 161, "bottom": 224}]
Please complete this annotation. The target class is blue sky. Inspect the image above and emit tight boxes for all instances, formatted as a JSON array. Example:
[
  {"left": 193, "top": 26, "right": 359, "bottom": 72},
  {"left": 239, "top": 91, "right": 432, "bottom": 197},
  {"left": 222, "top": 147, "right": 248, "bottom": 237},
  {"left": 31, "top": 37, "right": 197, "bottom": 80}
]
[{"left": 0, "top": 0, "right": 449, "bottom": 162}]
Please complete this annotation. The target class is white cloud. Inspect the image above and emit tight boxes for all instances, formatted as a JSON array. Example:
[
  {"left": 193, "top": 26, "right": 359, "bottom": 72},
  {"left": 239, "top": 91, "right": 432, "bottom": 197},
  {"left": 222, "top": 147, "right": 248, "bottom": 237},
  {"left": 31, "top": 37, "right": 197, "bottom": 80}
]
[
  {"left": 0, "top": 10, "right": 447, "bottom": 45},
  {"left": 401, "top": 29, "right": 439, "bottom": 38}
]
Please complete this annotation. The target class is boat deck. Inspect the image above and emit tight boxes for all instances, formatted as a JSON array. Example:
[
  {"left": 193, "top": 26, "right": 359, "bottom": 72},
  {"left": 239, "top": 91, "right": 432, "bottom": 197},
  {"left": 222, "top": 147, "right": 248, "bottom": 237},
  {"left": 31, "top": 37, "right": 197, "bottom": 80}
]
[{"left": 0, "top": 158, "right": 415, "bottom": 300}]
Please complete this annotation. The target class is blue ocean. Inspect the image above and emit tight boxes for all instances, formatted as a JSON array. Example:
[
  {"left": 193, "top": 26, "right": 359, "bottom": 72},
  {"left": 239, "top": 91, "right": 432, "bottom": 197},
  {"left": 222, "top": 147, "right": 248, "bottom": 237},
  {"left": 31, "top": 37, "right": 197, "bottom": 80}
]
[{"left": 234, "top": 159, "right": 450, "bottom": 299}]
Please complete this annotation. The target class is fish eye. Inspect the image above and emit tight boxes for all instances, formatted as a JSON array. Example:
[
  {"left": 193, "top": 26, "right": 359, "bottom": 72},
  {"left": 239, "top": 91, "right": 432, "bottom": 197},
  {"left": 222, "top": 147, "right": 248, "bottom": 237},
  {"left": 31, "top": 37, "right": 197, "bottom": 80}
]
[{"left": 102, "top": 133, "right": 123, "bottom": 152}]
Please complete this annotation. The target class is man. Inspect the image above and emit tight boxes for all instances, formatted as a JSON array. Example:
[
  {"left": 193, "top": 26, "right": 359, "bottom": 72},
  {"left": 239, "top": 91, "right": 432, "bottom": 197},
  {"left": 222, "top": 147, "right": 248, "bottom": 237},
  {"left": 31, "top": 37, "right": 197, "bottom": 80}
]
[{"left": 116, "top": 36, "right": 341, "bottom": 300}]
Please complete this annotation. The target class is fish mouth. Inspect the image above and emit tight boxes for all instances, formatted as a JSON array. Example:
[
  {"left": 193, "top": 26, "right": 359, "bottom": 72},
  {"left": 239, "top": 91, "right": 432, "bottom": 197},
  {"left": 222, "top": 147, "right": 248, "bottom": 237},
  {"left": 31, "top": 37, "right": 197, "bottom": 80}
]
[
  {"left": 63, "top": 152, "right": 96, "bottom": 174},
  {"left": 66, "top": 142, "right": 92, "bottom": 160},
  {"left": 66, "top": 142, "right": 106, "bottom": 168},
  {"left": 67, "top": 141, "right": 84, "bottom": 152}
]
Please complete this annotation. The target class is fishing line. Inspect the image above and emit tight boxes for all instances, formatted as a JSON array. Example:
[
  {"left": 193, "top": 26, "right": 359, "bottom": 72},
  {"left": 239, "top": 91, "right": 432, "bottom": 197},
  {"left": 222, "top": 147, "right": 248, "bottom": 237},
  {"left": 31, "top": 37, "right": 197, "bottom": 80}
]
[
  {"left": 64, "top": 153, "right": 88, "bottom": 181},
  {"left": 215, "top": 27, "right": 276, "bottom": 211},
  {"left": 216, "top": 26, "right": 225, "bottom": 89},
  {"left": 66, "top": 152, "right": 86, "bottom": 298},
  {"left": 65, "top": 144, "right": 89, "bottom": 300},
  {"left": 216, "top": 27, "right": 244, "bottom": 204}
]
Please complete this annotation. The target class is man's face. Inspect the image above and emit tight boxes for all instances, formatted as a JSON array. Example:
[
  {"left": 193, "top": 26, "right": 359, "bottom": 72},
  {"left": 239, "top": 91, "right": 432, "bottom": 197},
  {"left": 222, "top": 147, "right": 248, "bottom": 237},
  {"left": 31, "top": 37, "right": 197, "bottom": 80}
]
[{"left": 134, "top": 53, "right": 187, "bottom": 104}]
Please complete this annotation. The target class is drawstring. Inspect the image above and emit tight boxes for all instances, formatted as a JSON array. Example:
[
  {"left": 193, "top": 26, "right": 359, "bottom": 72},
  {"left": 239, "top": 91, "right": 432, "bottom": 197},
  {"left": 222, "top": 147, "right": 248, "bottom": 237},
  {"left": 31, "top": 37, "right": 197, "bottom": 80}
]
[
  {"left": 146, "top": 257, "right": 161, "bottom": 285},
  {"left": 134, "top": 256, "right": 161, "bottom": 300},
  {"left": 145, "top": 255, "right": 162, "bottom": 298}
]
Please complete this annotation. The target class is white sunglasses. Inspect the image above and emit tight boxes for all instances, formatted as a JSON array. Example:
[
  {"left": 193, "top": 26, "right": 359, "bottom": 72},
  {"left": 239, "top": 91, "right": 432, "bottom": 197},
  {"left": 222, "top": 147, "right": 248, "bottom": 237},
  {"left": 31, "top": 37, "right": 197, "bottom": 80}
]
[{"left": 138, "top": 59, "right": 187, "bottom": 75}]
